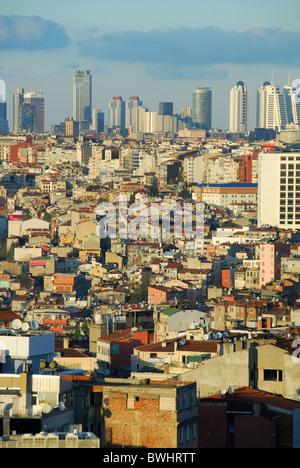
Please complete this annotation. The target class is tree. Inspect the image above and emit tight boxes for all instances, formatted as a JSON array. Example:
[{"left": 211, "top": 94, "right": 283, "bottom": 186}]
[
  {"left": 43, "top": 212, "right": 52, "bottom": 224},
  {"left": 130, "top": 281, "right": 149, "bottom": 304},
  {"left": 148, "top": 183, "right": 159, "bottom": 198},
  {"left": 7, "top": 241, "right": 18, "bottom": 260}
]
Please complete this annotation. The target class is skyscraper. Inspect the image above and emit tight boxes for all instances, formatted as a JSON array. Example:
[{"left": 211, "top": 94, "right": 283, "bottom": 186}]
[
  {"left": 159, "top": 102, "right": 173, "bottom": 116},
  {"left": 91, "top": 108, "right": 105, "bottom": 134},
  {"left": 23, "top": 91, "right": 45, "bottom": 133},
  {"left": 125, "top": 96, "right": 143, "bottom": 129},
  {"left": 73, "top": 69, "right": 92, "bottom": 131},
  {"left": 256, "top": 81, "right": 288, "bottom": 133},
  {"left": 108, "top": 96, "right": 125, "bottom": 132},
  {"left": 0, "top": 79, "right": 9, "bottom": 134},
  {"left": 13, "top": 88, "right": 24, "bottom": 133},
  {"left": 192, "top": 87, "right": 212, "bottom": 131},
  {"left": 13, "top": 88, "right": 44, "bottom": 133},
  {"left": 229, "top": 81, "right": 249, "bottom": 133}
]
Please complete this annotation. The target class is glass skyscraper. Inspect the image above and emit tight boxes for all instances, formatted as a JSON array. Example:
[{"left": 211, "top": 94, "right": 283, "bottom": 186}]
[
  {"left": 192, "top": 87, "right": 212, "bottom": 131},
  {"left": 73, "top": 69, "right": 92, "bottom": 131}
]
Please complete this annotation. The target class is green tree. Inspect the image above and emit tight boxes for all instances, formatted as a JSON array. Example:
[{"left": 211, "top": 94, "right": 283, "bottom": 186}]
[
  {"left": 0, "top": 234, "right": 7, "bottom": 259},
  {"left": 43, "top": 212, "right": 52, "bottom": 223},
  {"left": 130, "top": 281, "right": 149, "bottom": 304},
  {"left": 148, "top": 183, "right": 159, "bottom": 198},
  {"left": 7, "top": 241, "right": 18, "bottom": 260}
]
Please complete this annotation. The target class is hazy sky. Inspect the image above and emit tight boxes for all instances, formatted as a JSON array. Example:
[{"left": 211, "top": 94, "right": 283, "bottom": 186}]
[{"left": 1, "top": 0, "right": 300, "bottom": 131}]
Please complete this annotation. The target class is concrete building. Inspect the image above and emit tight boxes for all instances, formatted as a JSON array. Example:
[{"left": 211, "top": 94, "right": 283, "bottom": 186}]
[
  {"left": 195, "top": 183, "right": 258, "bottom": 208},
  {"left": 229, "top": 81, "right": 249, "bottom": 133},
  {"left": 259, "top": 242, "right": 290, "bottom": 287},
  {"left": 257, "top": 151, "right": 300, "bottom": 229},
  {"left": 256, "top": 81, "right": 288, "bottom": 133}
]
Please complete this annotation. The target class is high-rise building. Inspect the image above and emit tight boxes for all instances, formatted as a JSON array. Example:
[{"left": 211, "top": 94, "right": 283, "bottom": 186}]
[
  {"left": 73, "top": 69, "right": 92, "bottom": 131},
  {"left": 229, "top": 81, "right": 249, "bottom": 133},
  {"left": 23, "top": 91, "right": 45, "bottom": 133},
  {"left": 159, "top": 102, "right": 173, "bottom": 116},
  {"left": 258, "top": 151, "right": 300, "bottom": 230},
  {"left": 91, "top": 108, "right": 105, "bottom": 134},
  {"left": 125, "top": 96, "right": 143, "bottom": 129},
  {"left": 192, "top": 87, "right": 212, "bottom": 131},
  {"left": 256, "top": 81, "right": 289, "bottom": 133},
  {"left": 108, "top": 96, "right": 125, "bottom": 131},
  {"left": 13, "top": 88, "right": 24, "bottom": 133},
  {"left": 13, "top": 88, "right": 44, "bottom": 133},
  {"left": 0, "top": 79, "right": 9, "bottom": 134}
]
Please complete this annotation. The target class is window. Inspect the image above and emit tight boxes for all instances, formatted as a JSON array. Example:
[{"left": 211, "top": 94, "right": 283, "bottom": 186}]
[
  {"left": 178, "top": 426, "right": 184, "bottom": 444},
  {"left": 264, "top": 369, "right": 283, "bottom": 381}
]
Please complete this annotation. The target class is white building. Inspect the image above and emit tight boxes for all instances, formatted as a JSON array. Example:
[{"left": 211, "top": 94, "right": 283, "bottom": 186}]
[
  {"left": 258, "top": 151, "right": 300, "bottom": 229},
  {"left": 229, "top": 81, "right": 249, "bottom": 133},
  {"left": 256, "top": 81, "right": 289, "bottom": 133}
]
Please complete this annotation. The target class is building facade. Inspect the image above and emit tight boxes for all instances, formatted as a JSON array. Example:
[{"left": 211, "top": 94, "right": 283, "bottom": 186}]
[
  {"left": 192, "top": 87, "right": 212, "bottom": 131},
  {"left": 229, "top": 81, "right": 249, "bottom": 133},
  {"left": 258, "top": 151, "right": 300, "bottom": 229},
  {"left": 73, "top": 69, "right": 92, "bottom": 131}
]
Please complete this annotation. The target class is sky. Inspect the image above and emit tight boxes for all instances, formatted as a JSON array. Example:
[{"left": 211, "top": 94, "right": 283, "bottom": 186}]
[{"left": 1, "top": 0, "right": 300, "bottom": 132}]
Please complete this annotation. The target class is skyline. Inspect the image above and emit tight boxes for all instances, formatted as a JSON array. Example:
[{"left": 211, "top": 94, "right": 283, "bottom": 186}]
[{"left": 1, "top": 0, "right": 300, "bottom": 131}]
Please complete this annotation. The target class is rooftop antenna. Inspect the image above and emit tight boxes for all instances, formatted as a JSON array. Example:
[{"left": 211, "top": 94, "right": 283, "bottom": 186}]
[{"left": 271, "top": 73, "right": 274, "bottom": 86}]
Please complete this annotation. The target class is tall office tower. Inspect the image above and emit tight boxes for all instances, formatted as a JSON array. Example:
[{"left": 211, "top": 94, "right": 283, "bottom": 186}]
[
  {"left": 73, "top": 69, "right": 92, "bottom": 131},
  {"left": 159, "top": 102, "right": 173, "bottom": 116},
  {"left": 256, "top": 81, "right": 288, "bottom": 133},
  {"left": 125, "top": 96, "right": 143, "bottom": 129},
  {"left": 0, "top": 79, "right": 9, "bottom": 134},
  {"left": 258, "top": 151, "right": 300, "bottom": 230},
  {"left": 108, "top": 96, "right": 125, "bottom": 131},
  {"left": 283, "top": 83, "right": 298, "bottom": 125},
  {"left": 13, "top": 88, "right": 24, "bottom": 132},
  {"left": 14, "top": 88, "right": 45, "bottom": 133},
  {"left": 23, "top": 91, "right": 45, "bottom": 133},
  {"left": 229, "top": 81, "right": 249, "bottom": 133},
  {"left": 192, "top": 87, "right": 212, "bottom": 131},
  {"left": 91, "top": 108, "right": 104, "bottom": 134}
]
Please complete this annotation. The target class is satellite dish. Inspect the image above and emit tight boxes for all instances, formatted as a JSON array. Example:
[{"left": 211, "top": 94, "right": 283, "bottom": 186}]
[
  {"left": 31, "top": 320, "right": 39, "bottom": 330},
  {"left": 22, "top": 322, "right": 29, "bottom": 332},
  {"left": 12, "top": 319, "right": 22, "bottom": 330},
  {"left": 42, "top": 404, "right": 52, "bottom": 414},
  {"left": 38, "top": 393, "right": 46, "bottom": 402},
  {"left": 58, "top": 401, "right": 65, "bottom": 411}
]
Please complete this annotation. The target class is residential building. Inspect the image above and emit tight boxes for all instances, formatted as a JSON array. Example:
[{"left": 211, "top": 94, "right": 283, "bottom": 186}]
[
  {"left": 256, "top": 81, "right": 288, "bottom": 133},
  {"left": 257, "top": 151, "right": 300, "bottom": 229},
  {"left": 229, "top": 81, "right": 249, "bottom": 133},
  {"left": 259, "top": 242, "right": 290, "bottom": 287},
  {"left": 99, "top": 379, "right": 198, "bottom": 448},
  {"left": 96, "top": 328, "right": 149, "bottom": 375}
]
